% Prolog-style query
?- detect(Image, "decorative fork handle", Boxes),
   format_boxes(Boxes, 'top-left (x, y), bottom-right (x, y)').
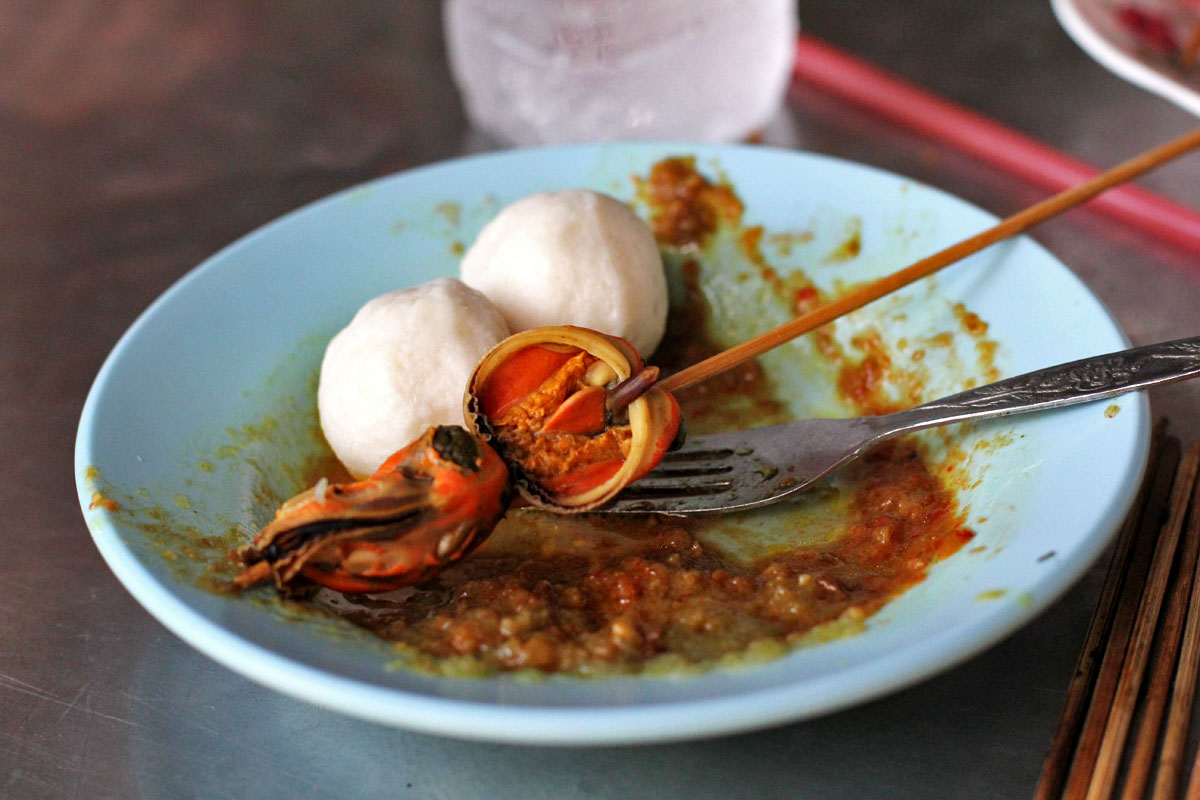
top-left (876, 335), bottom-right (1200, 436)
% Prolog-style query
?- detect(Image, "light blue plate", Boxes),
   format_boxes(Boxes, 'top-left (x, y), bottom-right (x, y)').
top-left (75, 143), bottom-right (1147, 745)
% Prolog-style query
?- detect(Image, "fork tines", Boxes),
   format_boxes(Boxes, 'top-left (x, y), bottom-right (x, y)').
top-left (614, 447), bottom-right (738, 502)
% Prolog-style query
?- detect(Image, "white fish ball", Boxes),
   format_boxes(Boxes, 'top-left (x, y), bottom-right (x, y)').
top-left (318, 277), bottom-right (509, 478)
top-left (460, 190), bottom-right (667, 356)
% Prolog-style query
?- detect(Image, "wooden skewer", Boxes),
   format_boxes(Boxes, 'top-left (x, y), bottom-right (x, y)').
top-left (1083, 442), bottom-right (1200, 800)
top-left (657, 126), bottom-right (1200, 395)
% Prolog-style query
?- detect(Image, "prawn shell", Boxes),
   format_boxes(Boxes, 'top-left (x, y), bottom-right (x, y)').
top-left (464, 325), bottom-right (679, 512)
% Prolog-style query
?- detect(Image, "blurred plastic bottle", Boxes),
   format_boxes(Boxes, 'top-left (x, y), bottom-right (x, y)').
top-left (443, 0), bottom-right (797, 145)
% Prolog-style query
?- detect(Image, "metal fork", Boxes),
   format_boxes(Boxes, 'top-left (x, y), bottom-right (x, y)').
top-left (602, 335), bottom-right (1200, 515)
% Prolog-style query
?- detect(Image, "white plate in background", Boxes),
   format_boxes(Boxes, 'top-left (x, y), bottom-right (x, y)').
top-left (1054, 0), bottom-right (1200, 116)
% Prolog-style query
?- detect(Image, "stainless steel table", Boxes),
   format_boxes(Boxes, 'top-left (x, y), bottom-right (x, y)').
top-left (5, 1), bottom-right (1200, 797)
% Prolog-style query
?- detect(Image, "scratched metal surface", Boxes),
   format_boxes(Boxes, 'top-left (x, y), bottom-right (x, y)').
top-left (4, 1), bottom-right (1200, 798)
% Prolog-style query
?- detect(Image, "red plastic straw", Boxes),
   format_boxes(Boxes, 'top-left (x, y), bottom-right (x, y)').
top-left (793, 34), bottom-right (1200, 254)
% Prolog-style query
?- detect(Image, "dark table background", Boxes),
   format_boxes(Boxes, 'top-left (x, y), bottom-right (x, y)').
top-left (4, 1), bottom-right (1200, 797)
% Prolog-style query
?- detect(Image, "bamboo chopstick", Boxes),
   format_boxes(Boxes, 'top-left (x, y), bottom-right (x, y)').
top-left (1051, 433), bottom-right (1183, 799)
top-left (1153, 476), bottom-right (1200, 800)
top-left (657, 126), bottom-right (1200, 395)
top-left (1122, 446), bottom-right (1200, 800)
top-left (1032, 421), bottom-right (1172, 800)
top-left (1037, 432), bottom-right (1200, 800)
top-left (1081, 442), bottom-right (1200, 800)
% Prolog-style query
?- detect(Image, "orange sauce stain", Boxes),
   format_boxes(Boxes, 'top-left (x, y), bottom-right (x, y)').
top-left (89, 492), bottom-right (120, 512)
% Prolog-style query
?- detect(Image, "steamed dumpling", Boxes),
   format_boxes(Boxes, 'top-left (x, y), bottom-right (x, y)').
top-left (318, 277), bottom-right (509, 478)
top-left (459, 190), bottom-right (668, 356)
